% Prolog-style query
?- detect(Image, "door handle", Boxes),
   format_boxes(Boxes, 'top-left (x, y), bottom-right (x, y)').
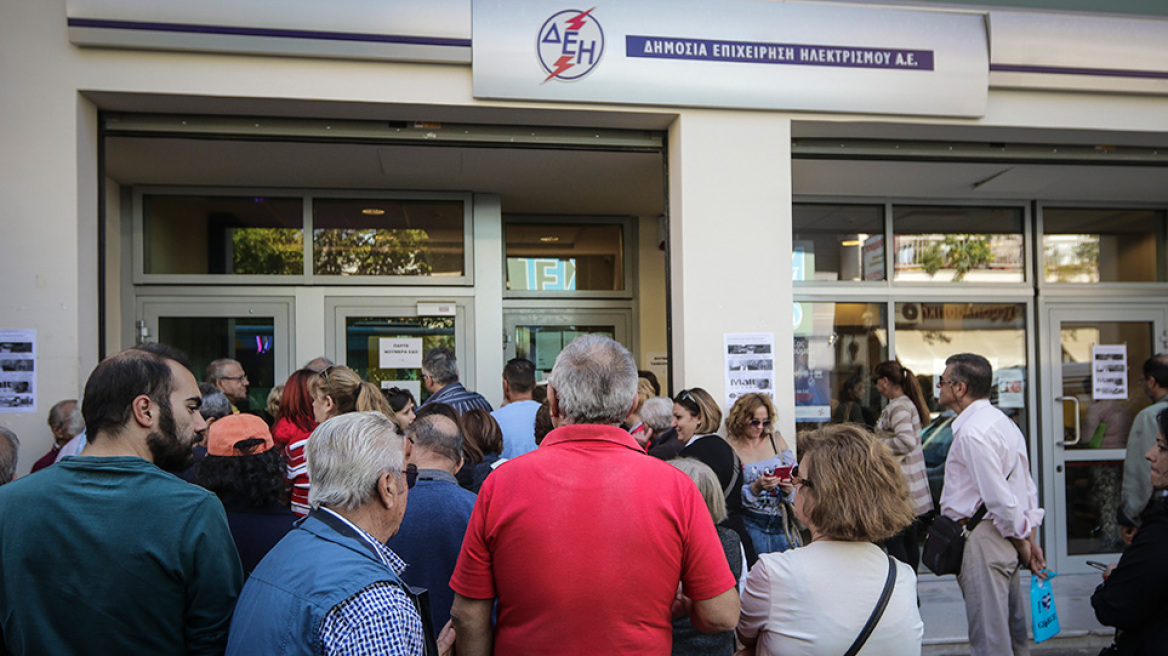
top-left (1055, 395), bottom-right (1081, 446)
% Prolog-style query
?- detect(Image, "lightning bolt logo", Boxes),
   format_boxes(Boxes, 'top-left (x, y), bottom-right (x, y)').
top-left (544, 55), bottom-right (576, 82)
top-left (564, 7), bottom-right (595, 32)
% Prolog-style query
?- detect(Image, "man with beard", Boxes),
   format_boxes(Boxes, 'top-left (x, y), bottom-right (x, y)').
top-left (0, 344), bottom-right (244, 655)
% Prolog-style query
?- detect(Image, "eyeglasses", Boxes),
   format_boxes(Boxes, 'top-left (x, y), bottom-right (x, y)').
top-left (402, 463), bottom-right (418, 489)
top-left (937, 378), bottom-right (956, 388)
top-left (221, 375), bottom-right (248, 383)
top-left (748, 419), bottom-right (773, 429)
top-left (319, 366), bottom-right (337, 392)
top-left (791, 465), bottom-right (812, 489)
top-left (676, 389), bottom-right (699, 411)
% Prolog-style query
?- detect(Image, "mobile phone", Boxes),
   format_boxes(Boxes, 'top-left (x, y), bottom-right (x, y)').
top-left (1086, 560), bottom-right (1108, 571)
top-left (772, 466), bottom-right (793, 479)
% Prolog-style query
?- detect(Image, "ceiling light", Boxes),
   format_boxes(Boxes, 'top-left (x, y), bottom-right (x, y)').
top-left (840, 239), bottom-right (861, 246)
top-left (362, 208), bottom-right (386, 216)
top-left (539, 236), bottom-right (560, 242)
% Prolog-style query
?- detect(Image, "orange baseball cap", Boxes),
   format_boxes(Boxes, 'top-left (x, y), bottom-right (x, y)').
top-left (206, 414), bottom-right (274, 457)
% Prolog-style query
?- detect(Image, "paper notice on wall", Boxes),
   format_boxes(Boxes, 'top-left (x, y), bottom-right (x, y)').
top-left (1092, 345), bottom-right (1128, 400)
top-left (381, 379), bottom-right (422, 405)
top-left (0, 330), bottom-right (36, 413)
top-left (997, 368), bottom-right (1025, 408)
top-left (725, 333), bottom-right (776, 410)
top-left (644, 352), bottom-right (669, 394)
top-left (379, 338), bottom-right (423, 370)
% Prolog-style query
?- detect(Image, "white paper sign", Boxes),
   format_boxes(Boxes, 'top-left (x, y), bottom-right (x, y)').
top-left (1092, 345), bottom-right (1128, 400)
top-left (0, 330), bottom-right (37, 413)
top-left (724, 333), bottom-right (776, 411)
top-left (379, 338), bottom-right (423, 370)
top-left (644, 352), bottom-right (669, 395)
top-left (381, 379), bottom-right (422, 406)
top-left (997, 368), bottom-right (1025, 409)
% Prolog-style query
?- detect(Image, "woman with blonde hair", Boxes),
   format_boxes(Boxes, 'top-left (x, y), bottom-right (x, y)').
top-left (726, 393), bottom-right (798, 555)
top-left (737, 424), bottom-right (923, 656)
top-left (669, 457), bottom-right (744, 656)
top-left (309, 365), bottom-right (394, 425)
top-left (872, 359), bottom-right (934, 570)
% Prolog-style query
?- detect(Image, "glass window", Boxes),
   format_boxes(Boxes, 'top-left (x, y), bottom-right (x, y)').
top-left (514, 324), bottom-right (617, 380)
top-left (793, 302), bottom-right (888, 433)
top-left (344, 316), bottom-right (456, 404)
top-left (505, 222), bottom-right (625, 292)
top-left (1043, 208), bottom-right (1166, 283)
top-left (792, 204), bottom-right (885, 282)
top-left (143, 195), bottom-right (303, 275)
top-left (894, 302), bottom-right (1029, 510)
top-left (313, 199), bottom-right (466, 277)
top-left (157, 316), bottom-right (276, 412)
top-left (893, 206), bottom-right (1025, 283)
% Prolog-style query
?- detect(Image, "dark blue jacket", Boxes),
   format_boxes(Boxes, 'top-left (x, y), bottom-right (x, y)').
top-left (386, 470), bottom-right (476, 630)
top-left (226, 511), bottom-right (406, 656)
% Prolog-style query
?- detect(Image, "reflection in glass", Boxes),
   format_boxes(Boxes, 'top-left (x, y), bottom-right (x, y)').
top-left (314, 199), bottom-right (465, 277)
top-left (158, 317), bottom-right (275, 412)
top-left (1043, 208), bottom-right (1166, 283)
top-left (793, 302), bottom-right (887, 433)
top-left (345, 316), bottom-right (456, 404)
top-left (894, 302), bottom-right (1029, 508)
top-left (1060, 321), bottom-right (1153, 450)
top-left (144, 196), bottom-right (303, 275)
top-left (515, 325), bottom-right (616, 380)
top-left (893, 206), bottom-right (1024, 283)
top-left (1065, 461), bottom-right (1125, 555)
top-left (792, 205), bottom-right (885, 282)
top-left (505, 223), bottom-right (624, 292)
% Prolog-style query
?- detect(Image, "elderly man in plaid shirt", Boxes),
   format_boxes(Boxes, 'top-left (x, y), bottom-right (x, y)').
top-left (227, 411), bottom-right (454, 656)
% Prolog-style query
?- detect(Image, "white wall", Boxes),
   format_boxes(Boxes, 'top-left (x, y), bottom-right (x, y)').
top-left (668, 111), bottom-right (795, 440)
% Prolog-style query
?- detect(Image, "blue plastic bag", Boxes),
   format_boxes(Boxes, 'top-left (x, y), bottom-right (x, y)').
top-left (1031, 572), bottom-right (1060, 643)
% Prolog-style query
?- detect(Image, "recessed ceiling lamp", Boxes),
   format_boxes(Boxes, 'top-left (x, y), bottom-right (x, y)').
top-left (840, 239), bottom-right (861, 246)
top-left (362, 208), bottom-right (386, 216)
top-left (539, 236), bottom-right (560, 242)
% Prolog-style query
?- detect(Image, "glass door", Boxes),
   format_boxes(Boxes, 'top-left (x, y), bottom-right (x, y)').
top-left (327, 298), bottom-right (471, 405)
top-left (504, 309), bottom-right (631, 381)
top-left (1042, 305), bottom-right (1168, 573)
top-left (138, 297), bottom-right (294, 414)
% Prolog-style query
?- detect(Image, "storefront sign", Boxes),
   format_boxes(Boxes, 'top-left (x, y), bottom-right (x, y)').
top-left (862, 234), bottom-right (885, 281)
top-left (474, 0), bottom-right (988, 117)
top-left (1092, 345), bottom-right (1127, 400)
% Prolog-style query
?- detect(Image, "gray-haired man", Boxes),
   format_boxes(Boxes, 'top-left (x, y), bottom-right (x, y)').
top-left (227, 412), bottom-right (453, 656)
top-left (420, 347), bottom-right (492, 416)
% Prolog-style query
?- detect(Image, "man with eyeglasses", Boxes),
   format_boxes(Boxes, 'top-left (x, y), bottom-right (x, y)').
top-left (937, 353), bottom-right (1046, 656)
top-left (1119, 354), bottom-right (1168, 542)
top-left (449, 335), bottom-right (739, 656)
top-left (228, 411), bottom-right (451, 656)
top-left (206, 358), bottom-right (249, 413)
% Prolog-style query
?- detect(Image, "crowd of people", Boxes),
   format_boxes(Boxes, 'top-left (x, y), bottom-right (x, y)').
top-left (0, 339), bottom-right (1166, 655)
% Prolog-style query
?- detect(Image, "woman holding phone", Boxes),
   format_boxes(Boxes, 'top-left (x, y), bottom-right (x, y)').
top-left (726, 393), bottom-right (798, 555)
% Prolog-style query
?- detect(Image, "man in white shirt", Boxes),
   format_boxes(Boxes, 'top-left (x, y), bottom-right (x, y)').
top-left (938, 353), bottom-right (1046, 656)
top-left (492, 358), bottom-right (541, 459)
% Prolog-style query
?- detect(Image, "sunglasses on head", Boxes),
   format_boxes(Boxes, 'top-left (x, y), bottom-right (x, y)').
top-left (675, 389), bottom-right (699, 411)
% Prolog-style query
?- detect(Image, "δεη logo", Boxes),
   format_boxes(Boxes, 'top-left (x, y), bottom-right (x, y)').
top-left (537, 8), bottom-right (604, 82)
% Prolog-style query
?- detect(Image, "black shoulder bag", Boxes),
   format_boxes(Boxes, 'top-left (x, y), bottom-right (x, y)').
top-left (922, 504), bottom-right (987, 576)
top-left (843, 555), bottom-right (898, 656)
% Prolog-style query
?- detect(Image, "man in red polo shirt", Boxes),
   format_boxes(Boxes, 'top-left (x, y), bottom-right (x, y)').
top-left (450, 335), bottom-right (739, 655)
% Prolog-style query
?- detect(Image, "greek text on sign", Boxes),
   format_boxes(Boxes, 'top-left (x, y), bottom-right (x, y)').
top-left (626, 36), bottom-right (933, 71)
top-left (379, 338), bottom-right (423, 370)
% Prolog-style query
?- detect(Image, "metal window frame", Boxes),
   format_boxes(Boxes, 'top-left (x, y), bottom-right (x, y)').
top-left (501, 214), bottom-right (637, 299)
top-left (131, 186), bottom-right (475, 286)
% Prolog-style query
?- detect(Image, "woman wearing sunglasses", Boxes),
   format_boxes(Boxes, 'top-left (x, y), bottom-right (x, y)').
top-left (871, 360), bottom-right (934, 571)
top-left (726, 393), bottom-right (798, 555)
top-left (673, 387), bottom-right (756, 565)
top-left (737, 424), bottom-right (922, 656)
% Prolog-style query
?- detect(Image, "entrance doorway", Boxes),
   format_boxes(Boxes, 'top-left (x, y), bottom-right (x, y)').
top-left (1041, 304), bottom-right (1168, 573)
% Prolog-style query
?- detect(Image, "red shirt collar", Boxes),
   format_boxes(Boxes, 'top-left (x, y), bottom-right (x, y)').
top-left (541, 423), bottom-right (646, 454)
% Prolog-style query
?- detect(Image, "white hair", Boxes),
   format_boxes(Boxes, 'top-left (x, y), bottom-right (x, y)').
top-left (307, 411), bottom-right (403, 512)
top-left (547, 334), bottom-right (638, 424)
top-left (641, 397), bottom-right (675, 433)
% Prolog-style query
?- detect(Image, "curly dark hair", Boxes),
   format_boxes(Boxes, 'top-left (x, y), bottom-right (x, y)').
top-left (194, 441), bottom-right (287, 508)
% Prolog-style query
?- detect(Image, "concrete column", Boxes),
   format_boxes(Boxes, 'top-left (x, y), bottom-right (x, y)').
top-left (667, 111), bottom-right (795, 439)
top-left (472, 194), bottom-right (505, 408)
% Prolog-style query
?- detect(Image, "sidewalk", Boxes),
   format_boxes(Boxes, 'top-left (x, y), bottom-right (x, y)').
top-left (919, 572), bottom-right (1117, 655)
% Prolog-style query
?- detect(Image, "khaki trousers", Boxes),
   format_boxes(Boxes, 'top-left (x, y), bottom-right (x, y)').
top-left (957, 521), bottom-right (1029, 656)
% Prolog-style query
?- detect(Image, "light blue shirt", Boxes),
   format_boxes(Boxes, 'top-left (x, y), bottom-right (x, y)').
top-left (492, 400), bottom-right (541, 459)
